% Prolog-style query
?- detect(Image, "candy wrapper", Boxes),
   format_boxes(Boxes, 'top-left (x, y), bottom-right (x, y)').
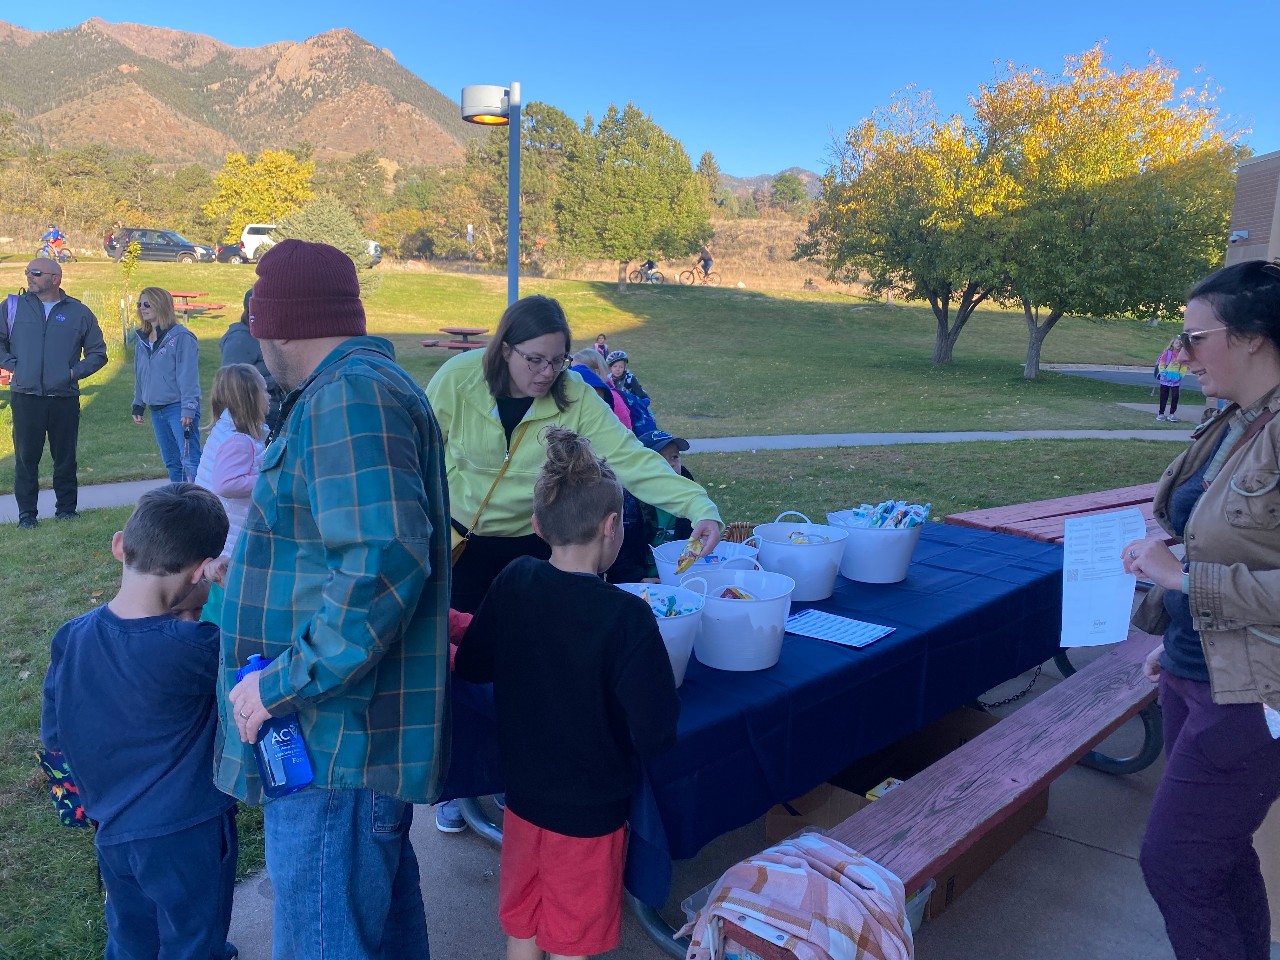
top-left (830, 500), bottom-right (931, 530)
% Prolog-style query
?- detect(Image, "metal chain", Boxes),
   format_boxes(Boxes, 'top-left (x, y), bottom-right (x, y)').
top-left (977, 663), bottom-right (1042, 710)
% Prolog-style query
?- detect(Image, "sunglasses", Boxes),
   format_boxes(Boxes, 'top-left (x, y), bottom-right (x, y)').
top-left (138, 301), bottom-right (153, 309)
top-left (1174, 328), bottom-right (1229, 356)
top-left (25, 269), bottom-right (56, 278)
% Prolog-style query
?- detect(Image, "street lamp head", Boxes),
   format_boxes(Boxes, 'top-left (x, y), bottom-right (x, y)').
top-left (461, 85), bottom-right (510, 125)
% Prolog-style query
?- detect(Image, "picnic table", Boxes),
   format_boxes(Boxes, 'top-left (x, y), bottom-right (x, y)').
top-left (167, 290), bottom-right (226, 319)
top-left (422, 327), bottom-right (490, 352)
top-left (440, 326), bottom-right (488, 343)
top-left (945, 482), bottom-right (1165, 544)
top-left (441, 523), bottom-right (1064, 950)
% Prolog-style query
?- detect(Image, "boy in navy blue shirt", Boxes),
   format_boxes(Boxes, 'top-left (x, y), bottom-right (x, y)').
top-left (41, 483), bottom-right (236, 960)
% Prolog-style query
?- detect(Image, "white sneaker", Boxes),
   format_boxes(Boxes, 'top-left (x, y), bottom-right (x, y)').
top-left (1156, 414), bottom-right (1165, 421)
top-left (1166, 415), bottom-right (1178, 422)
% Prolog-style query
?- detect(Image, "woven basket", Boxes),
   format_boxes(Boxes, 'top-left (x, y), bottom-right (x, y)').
top-left (722, 521), bottom-right (756, 544)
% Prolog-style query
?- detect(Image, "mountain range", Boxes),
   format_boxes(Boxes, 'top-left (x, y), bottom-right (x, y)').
top-left (0, 17), bottom-right (817, 188)
top-left (0, 18), bottom-right (480, 168)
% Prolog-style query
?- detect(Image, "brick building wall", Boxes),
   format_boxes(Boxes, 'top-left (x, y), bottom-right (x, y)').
top-left (1227, 150), bottom-right (1280, 265)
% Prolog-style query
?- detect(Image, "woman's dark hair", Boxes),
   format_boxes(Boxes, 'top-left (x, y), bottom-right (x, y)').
top-left (533, 427), bottom-right (622, 546)
top-left (1188, 260), bottom-right (1280, 352)
top-left (482, 295), bottom-right (573, 410)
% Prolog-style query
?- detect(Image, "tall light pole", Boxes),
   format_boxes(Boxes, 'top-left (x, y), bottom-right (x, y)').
top-left (461, 82), bottom-right (521, 305)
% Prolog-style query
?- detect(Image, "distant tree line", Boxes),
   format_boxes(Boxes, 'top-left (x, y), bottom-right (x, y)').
top-left (0, 103), bottom-right (806, 282)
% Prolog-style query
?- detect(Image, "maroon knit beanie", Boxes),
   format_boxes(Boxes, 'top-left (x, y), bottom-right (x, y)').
top-left (249, 239), bottom-right (367, 341)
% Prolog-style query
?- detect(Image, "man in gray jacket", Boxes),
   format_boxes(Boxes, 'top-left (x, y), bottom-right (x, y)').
top-left (0, 258), bottom-right (108, 528)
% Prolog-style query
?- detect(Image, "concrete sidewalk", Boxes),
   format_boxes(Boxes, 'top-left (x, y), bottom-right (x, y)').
top-left (0, 429), bottom-right (1192, 524)
top-left (224, 656), bottom-right (1231, 960)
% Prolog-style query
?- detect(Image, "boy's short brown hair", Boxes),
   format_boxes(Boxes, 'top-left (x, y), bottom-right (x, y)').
top-left (123, 484), bottom-right (228, 575)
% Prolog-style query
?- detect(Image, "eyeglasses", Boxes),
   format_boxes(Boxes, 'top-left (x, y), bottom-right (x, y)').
top-left (509, 345), bottom-right (572, 375)
top-left (25, 269), bottom-right (56, 278)
top-left (1174, 328), bottom-right (1229, 356)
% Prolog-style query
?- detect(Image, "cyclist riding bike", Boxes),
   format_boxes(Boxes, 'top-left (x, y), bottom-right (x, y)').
top-left (642, 259), bottom-right (657, 282)
top-left (40, 224), bottom-right (66, 259)
top-left (696, 249), bottom-right (713, 278)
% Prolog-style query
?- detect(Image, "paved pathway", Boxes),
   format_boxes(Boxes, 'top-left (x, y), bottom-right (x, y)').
top-left (2, 428), bottom-right (1193, 523)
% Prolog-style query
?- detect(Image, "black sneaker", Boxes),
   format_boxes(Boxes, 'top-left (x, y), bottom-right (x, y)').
top-left (18, 514), bottom-right (38, 529)
top-left (55, 510), bottom-right (79, 520)
top-left (224, 943), bottom-right (239, 960)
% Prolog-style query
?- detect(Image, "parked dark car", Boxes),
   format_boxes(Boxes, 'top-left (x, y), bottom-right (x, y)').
top-left (117, 228), bottom-right (214, 263)
top-left (216, 243), bottom-right (248, 263)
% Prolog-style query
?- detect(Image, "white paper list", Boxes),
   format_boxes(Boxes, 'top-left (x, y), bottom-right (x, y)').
top-left (1061, 507), bottom-right (1148, 648)
top-left (785, 609), bottom-right (895, 648)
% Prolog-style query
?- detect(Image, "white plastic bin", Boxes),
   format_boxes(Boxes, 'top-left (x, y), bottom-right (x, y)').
top-left (651, 538), bottom-right (760, 586)
top-left (614, 582), bottom-right (703, 687)
top-left (683, 569), bottom-right (795, 672)
top-left (752, 512), bottom-right (848, 602)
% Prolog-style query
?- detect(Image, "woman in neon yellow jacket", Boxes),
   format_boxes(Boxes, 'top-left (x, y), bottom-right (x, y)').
top-left (426, 294), bottom-right (723, 615)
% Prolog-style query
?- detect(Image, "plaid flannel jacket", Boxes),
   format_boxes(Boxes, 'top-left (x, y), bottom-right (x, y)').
top-left (214, 337), bottom-right (451, 804)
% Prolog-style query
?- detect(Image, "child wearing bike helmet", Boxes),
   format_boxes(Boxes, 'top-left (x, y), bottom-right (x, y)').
top-left (605, 350), bottom-right (647, 401)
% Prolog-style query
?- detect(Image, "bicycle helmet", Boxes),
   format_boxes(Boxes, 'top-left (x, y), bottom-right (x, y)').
top-left (605, 350), bottom-right (628, 366)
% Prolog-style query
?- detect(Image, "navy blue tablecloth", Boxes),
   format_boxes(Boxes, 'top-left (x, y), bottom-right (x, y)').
top-left (441, 522), bottom-right (1064, 907)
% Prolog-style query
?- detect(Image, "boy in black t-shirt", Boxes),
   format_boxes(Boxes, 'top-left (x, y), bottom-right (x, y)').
top-left (41, 483), bottom-right (237, 960)
top-left (455, 427), bottom-right (680, 959)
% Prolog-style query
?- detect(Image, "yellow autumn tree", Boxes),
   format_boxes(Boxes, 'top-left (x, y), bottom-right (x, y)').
top-left (203, 149), bottom-right (316, 244)
top-left (979, 46), bottom-right (1242, 378)
top-left (798, 87), bottom-right (1019, 363)
top-left (802, 48), bottom-right (1240, 371)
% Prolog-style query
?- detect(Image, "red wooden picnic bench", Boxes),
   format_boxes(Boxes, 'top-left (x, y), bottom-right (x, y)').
top-left (421, 339), bottom-right (484, 351)
top-left (707, 632), bottom-right (1162, 960)
top-left (945, 482), bottom-right (1168, 545)
top-left (178, 302), bottom-right (225, 313)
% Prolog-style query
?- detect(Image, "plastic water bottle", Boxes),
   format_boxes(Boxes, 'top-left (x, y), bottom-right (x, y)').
top-left (235, 654), bottom-right (314, 798)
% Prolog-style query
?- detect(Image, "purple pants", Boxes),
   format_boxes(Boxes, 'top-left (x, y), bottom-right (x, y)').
top-left (1140, 671), bottom-right (1280, 960)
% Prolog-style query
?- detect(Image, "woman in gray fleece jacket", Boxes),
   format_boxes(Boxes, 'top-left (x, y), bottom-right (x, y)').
top-left (131, 287), bottom-right (202, 481)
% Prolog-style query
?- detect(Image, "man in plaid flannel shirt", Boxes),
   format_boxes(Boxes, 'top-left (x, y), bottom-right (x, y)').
top-left (216, 240), bottom-right (450, 958)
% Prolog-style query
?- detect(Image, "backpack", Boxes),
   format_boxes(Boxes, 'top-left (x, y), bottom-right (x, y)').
top-left (621, 391), bottom-right (657, 437)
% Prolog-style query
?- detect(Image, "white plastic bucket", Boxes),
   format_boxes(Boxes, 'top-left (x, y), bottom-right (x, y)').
top-left (651, 538), bottom-right (760, 586)
top-left (615, 582), bottom-right (704, 687)
top-left (752, 512), bottom-right (849, 602)
top-left (682, 569), bottom-right (795, 672)
top-left (829, 520), bottom-right (924, 584)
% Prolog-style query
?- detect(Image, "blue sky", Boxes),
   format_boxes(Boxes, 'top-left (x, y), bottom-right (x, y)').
top-left (9, 2), bottom-right (1278, 177)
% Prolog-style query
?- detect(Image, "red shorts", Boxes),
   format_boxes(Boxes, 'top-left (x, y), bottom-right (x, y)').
top-left (498, 808), bottom-right (626, 956)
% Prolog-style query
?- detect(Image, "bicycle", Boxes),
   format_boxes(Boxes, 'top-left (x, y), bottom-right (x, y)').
top-left (37, 241), bottom-right (76, 263)
top-left (627, 266), bottom-right (665, 284)
top-left (679, 263), bottom-right (720, 286)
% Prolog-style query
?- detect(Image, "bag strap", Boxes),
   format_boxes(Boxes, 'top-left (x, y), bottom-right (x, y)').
top-left (461, 421), bottom-right (531, 540)
top-left (5, 294), bottom-right (16, 336)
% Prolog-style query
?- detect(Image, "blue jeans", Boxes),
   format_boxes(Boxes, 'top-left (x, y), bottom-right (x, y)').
top-left (264, 788), bottom-right (429, 960)
top-left (97, 807), bottom-right (237, 960)
top-left (149, 402), bottom-right (201, 482)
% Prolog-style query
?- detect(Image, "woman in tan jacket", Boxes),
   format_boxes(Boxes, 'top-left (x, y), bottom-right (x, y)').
top-left (1123, 259), bottom-right (1280, 960)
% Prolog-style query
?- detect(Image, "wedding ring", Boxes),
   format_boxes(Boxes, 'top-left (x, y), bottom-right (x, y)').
top-left (239, 710), bottom-right (251, 720)
top-left (1128, 550), bottom-right (1137, 560)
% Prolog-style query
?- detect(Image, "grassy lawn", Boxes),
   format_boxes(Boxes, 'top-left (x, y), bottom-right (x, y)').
top-left (0, 262), bottom-right (1192, 493)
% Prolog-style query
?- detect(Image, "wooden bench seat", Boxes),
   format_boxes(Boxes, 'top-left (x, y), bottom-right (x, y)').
top-left (422, 339), bottom-right (484, 351)
top-left (176, 302), bottom-right (226, 313)
top-left (825, 628), bottom-right (1161, 895)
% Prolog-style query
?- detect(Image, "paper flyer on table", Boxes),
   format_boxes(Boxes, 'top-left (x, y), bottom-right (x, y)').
top-left (1061, 507), bottom-right (1147, 648)
top-left (785, 609), bottom-right (895, 648)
